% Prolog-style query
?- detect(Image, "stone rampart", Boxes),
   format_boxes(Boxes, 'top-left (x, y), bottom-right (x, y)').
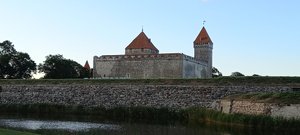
top-left (219, 100), bottom-right (300, 119)
top-left (220, 100), bottom-right (270, 115)
top-left (0, 84), bottom-right (292, 109)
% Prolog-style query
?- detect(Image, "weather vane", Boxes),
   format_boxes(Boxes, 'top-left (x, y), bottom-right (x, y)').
top-left (203, 20), bottom-right (206, 26)
top-left (142, 25), bottom-right (144, 32)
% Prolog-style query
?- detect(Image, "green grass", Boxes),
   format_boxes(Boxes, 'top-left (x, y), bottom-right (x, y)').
top-left (0, 104), bottom-right (182, 124)
top-left (0, 76), bottom-right (300, 86)
top-left (1, 104), bottom-right (300, 130)
top-left (225, 92), bottom-right (300, 104)
top-left (184, 107), bottom-right (300, 129)
top-left (0, 128), bottom-right (39, 135)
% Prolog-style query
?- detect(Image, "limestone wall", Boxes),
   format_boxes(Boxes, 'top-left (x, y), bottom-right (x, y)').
top-left (219, 100), bottom-right (232, 113)
top-left (194, 43), bottom-right (213, 78)
top-left (220, 100), bottom-right (300, 119)
top-left (93, 54), bottom-right (183, 79)
top-left (182, 55), bottom-right (208, 78)
top-left (271, 104), bottom-right (300, 119)
top-left (220, 100), bottom-right (269, 115)
top-left (125, 48), bottom-right (158, 55)
top-left (93, 53), bottom-right (209, 79)
top-left (0, 84), bottom-right (291, 109)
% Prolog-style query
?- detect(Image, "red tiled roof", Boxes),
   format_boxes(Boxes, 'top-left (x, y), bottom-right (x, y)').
top-left (194, 27), bottom-right (213, 45)
top-left (83, 61), bottom-right (90, 70)
top-left (125, 32), bottom-right (159, 51)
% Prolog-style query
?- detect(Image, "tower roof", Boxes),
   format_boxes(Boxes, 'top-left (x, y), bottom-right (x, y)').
top-left (194, 27), bottom-right (213, 45)
top-left (83, 60), bottom-right (90, 70)
top-left (125, 31), bottom-right (159, 51)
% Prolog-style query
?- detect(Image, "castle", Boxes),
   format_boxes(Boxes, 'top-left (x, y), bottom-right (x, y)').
top-left (93, 27), bottom-right (213, 79)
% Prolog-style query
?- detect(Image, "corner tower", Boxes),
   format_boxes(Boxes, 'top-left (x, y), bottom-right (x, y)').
top-left (194, 27), bottom-right (213, 78)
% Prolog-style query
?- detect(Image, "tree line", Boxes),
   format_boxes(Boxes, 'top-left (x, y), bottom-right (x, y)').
top-left (1, 40), bottom-right (259, 79)
top-left (0, 40), bottom-right (91, 79)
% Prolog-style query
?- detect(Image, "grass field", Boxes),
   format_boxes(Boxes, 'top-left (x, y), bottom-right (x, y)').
top-left (0, 128), bottom-right (38, 135)
top-left (0, 76), bottom-right (300, 86)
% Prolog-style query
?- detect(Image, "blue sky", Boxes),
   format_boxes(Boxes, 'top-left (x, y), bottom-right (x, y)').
top-left (0, 0), bottom-right (299, 76)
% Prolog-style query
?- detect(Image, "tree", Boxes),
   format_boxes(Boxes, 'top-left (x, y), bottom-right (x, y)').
top-left (38, 54), bottom-right (84, 79)
top-left (212, 67), bottom-right (222, 78)
top-left (0, 40), bottom-right (36, 79)
top-left (230, 72), bottom-right (245, 77)
top-left (252, 74), bottom-right (260, 76)
top-left (0, 40), bottom-right (16, 55)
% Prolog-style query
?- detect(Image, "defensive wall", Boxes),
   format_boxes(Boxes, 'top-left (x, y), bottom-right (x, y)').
top-left (93, 53), bottom-right (208, 79)
top-left (1, 78), bottom-right (298, 109)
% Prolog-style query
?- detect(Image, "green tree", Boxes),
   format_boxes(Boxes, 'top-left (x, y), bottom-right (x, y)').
top-left (212, 67), bottom-right (222, 78)
top-left (230, 72), bottom-right (245, 77)
top-left (38, 54), bottom-right (84, 79)
top-left (80, 68), bottom-right (90, 78)
top-left (252, 74), bottom-right (260, 76)
top-left (80, 61), bottom-right (91, 78)
top-left (0, 41), bottom-right (16, 55)
top-left (0, 40), bottom-right (36, 79)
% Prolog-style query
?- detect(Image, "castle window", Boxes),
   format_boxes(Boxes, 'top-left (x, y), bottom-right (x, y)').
top-left (141, 48), bottom-right (144, 52)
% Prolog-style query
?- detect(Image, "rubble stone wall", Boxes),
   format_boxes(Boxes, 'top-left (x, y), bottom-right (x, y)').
top-left (0, 84), bottom-right (292, 109)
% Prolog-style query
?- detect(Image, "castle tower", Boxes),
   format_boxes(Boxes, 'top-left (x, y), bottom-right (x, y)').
top-left (83, 60), bottom-right (90, 70)
top-left (194, 27), bottom-right (213, 78)
top-left (125, 31), bottom-right (159, 55)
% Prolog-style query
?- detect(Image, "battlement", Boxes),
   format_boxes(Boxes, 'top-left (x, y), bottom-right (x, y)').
top-left (94, 53), bottom-right (207, 66)
top-left (94, 53), bottom-right (184, 61)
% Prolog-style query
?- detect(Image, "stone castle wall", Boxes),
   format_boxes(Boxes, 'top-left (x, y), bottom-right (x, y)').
top-left (0, 84), bottom-right (292, 109)
top-left (194, 44), bottom-right (213, 78)
top-left (182, 55), bottom-right (208, 78)
top-left (93, 53), bottom-right (208, 79)
top-left (125, 48), bottom-right (158, 55)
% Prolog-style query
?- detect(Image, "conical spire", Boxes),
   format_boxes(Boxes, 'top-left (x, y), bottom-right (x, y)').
top-left (83, 60), bottom-right (90, 70)
top-left (125, 31), bottom-right (159, 52)
top-left (194, 27), bottom-right (213, 45)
